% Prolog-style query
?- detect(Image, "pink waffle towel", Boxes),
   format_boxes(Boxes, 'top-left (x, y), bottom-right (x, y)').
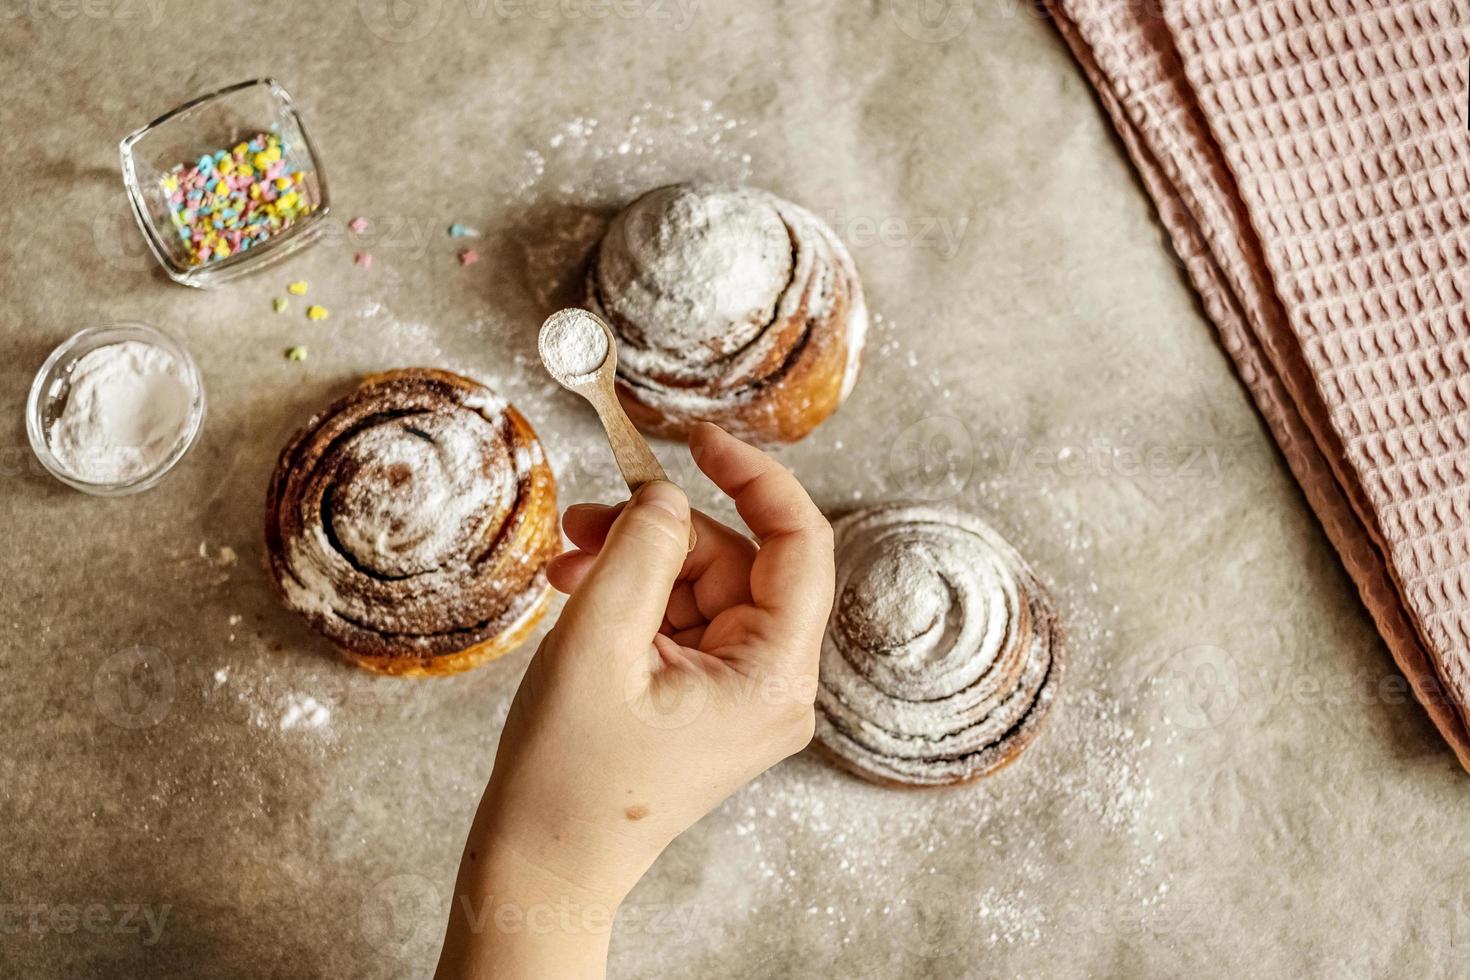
top-left (1043, 0), bottom-right (1470, 768)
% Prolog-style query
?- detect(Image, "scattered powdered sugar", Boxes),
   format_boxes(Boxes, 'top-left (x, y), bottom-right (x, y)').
top-left (279, 693), bottom-right (331, 732)
top-left (538, 309), bottom-right (609, 383)
top-left (356, 316), bottom-right (449, 370)
top-left (613, 579), bottom-right (1158, 977)
top-left (504, 102), bottom-right (756, 312)
top-left (508, 104), bottom-right (754, 204)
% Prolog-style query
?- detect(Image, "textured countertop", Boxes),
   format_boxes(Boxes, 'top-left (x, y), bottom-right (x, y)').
top-left (2, 2), bottom-right (1466, 978)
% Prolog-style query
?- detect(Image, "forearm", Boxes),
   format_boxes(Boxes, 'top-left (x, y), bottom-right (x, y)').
top-left (435, 830), bottom-right (619, 980)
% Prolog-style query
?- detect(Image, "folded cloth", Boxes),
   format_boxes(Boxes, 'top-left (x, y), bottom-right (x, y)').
top-left (1042, 0), bottom-right (1470, 768)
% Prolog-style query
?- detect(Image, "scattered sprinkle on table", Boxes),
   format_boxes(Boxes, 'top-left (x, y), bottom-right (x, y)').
top-left (162, 133), bottom-right (315, 268)
top-left (285, 346), bottom-right (308, 361)
top-left (287, 280), bottom-right (308, 295)
top-left (457, 248), bottom-right (480, 266)
top-left (448, 223), bottom-right (480, 238)
top-left (272, 297), bottom-right (288, 313)
top-left (306, 305), bottom-right (329, 321)
top-left (348, 216), bottom-right (369, 233)
top-left (354, 252), bottom-right (372, 268)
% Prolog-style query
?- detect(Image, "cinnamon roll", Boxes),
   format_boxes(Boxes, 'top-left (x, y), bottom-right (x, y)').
top-left (585, 183), bottom-right (867, 444)
top-left (815, 504), bottom-right (1064, 787)
top-left (264, 368), bottom-right (559, 677)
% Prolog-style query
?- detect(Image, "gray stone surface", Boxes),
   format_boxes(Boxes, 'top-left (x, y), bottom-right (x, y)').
top-left (2, 2), bottom-right (1466, 978)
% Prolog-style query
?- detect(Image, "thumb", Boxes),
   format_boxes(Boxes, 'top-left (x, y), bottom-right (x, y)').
top-left (552, 480), bottom-right (691, 657)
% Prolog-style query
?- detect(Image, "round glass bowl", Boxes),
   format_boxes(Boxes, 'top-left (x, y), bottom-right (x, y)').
top-left (27, 323), bottom-right (206, 496)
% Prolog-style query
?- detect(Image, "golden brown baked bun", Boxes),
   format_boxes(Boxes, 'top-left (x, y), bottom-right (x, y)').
top-left (586, 183), bottom-right (867, 444)
top-left (814, 504), bottom-right (1064, 787)
top-left (264, 368), bottom-right (559, 677)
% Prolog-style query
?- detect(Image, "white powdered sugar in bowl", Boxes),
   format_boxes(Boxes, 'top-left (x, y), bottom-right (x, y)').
top-left (28, 324), bottom-right (205, 495)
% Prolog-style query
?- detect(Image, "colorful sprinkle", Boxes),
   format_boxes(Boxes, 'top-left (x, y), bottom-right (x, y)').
top-left (306, 305), bottom-right (329, 321)
top-left (161, 132), bottom-right (316, 268)
top-left (348, 216), bottom-right (369, 233)
top-left (272, 297), bottom-right (288, 313)
top-left (457, 248), bottom-right (480, 266)
top-left (285, 346), bottom-right (308, 361)
top-left (448, 223), bottom-right (481, 238)
top-left (354, 252), bottom-right (372, 268)
top-left (287, 281), bottom-right (309, 295)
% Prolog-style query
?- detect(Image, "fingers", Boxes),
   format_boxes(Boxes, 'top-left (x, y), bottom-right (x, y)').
top-left (664, 582), bottom-right (704, 631)
top-left (546, 550), bottom-right (596, 594)
top-left (551, 422), bottom-right (835, 672)
top-left (684, 518), bottom-right (757, 619)
top-left (558, 503), bottom-right (757, 618)
top-left (669, 624), bottom-right (706, 649)
top-left (560, 501), bottom-right (625, 552)
top-left (564, 504), bottom-right (743, 568)
top-left (688, 422), bottom-right (830, 543)
top-left (550, 481), bottom-right (692, 661)
top-left (688, 422), bottom-right (835, 650)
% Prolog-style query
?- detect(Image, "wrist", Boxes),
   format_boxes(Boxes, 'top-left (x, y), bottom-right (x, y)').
top-left (468, 775), bottom-right (650, 903)
top-left (472, 839), bottom-right (628, 922)
top-left (475, 771), bottom-right (668, 907)
top-left (436, 838), bottom-right (622, 980)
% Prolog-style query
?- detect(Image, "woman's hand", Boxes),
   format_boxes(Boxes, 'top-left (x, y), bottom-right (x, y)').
top-left (436, 422), bottom-right (835, 979)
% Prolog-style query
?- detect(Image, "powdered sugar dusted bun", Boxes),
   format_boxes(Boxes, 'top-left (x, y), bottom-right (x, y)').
top-left (265, 368), bottom-right (559, 677)
top-left (586, 182), bottom-right (867, 444)
top-left (815, 504), bottom-right (1064, 787)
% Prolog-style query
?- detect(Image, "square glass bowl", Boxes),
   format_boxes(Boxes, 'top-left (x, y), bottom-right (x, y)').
top-left (120, 78), bottom-right (330, 288)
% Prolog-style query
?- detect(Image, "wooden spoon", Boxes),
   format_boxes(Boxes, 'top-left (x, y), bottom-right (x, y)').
top-left (539, 308), bottom-right (695, 548)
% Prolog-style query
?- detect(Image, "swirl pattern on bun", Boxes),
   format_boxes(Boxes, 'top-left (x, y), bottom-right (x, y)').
top-left (265, 368), bottom-right (559, 676)
top-left (586, 183), bottom-right (866, 444)
top-left (815, 504), bottom-right (1064, 786)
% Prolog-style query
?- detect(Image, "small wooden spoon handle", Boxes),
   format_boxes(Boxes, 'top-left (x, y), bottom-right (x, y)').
top-left (587, 385), bottom-right (669, 488)
top-left (584, 383), bottom-right (696, 549)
